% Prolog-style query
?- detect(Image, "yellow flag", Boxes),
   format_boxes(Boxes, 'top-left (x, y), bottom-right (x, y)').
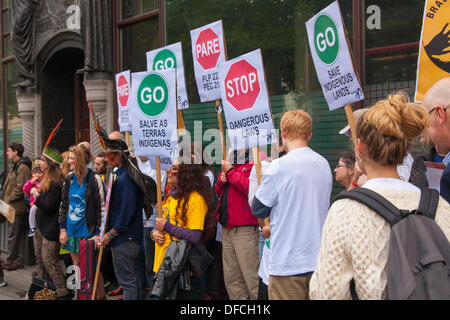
top-left (415, 0), bottom-right (450, 102)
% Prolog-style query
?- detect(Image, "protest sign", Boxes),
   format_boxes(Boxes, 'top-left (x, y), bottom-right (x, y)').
top-left (0, 199), bottom-right (15, 224)
top-left (190, 20), bottom-right (227, 102)
top-left (305, 1), bottom-right (364, 112)
top-left (115, 70), bottom-right (132, 132)
top-left (220, 49), bottom-right (276, 151)
top-left (146, 42), bottom-right (189, 110)
top-left (414, 0), bottom-right (450, 102)
top-left (129, 69), bottom-right (178, 220)
top-left (129, 69), bottom-right (178, 160)
top-left (424, 161), bottom-right (446, 192)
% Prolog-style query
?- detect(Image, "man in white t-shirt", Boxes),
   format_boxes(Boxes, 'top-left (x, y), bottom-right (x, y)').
top-left (252, 109), bottom-right (332, 300)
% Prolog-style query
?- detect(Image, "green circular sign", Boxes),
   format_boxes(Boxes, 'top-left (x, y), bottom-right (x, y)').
top-left (137, 73), bottom-right (169, 117)
top-left (314, 14), bottom-right (339, 65)
top-left (153, 50), bottom-right (177, 71)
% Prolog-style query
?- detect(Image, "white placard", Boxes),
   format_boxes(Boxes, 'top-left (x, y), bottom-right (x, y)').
top-left (115, 70), bottom-right (132, 132)
top-left (129, 69), bottom-right (178, 159)
top-left (220, 49), bottom-right (276, 151)
top-left (306, 1), bottom-right (364, 111)
top-left (424, 161), bottom-right (446, 192)
top-left (149, 156), bottom-right (174, 172)
top-left (146, 43), bottom-right (189, 110)
top-left (190, 20), bottom-right (227, 102)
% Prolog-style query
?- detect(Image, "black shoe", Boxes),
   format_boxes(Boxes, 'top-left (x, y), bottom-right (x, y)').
top-left (57, 293), bottom-right (73, 300)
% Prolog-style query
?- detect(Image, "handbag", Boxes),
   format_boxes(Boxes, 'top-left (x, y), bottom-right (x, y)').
top-left (28, 275), bottom-right (57, 300)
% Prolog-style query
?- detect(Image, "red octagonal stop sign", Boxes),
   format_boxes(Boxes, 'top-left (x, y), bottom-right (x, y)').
top-left (117, 75), bottom-right (130, 107)
top-left (195, 28), bottom-right (221, 70)
top-left (224, 60), bottom-right (260, 111)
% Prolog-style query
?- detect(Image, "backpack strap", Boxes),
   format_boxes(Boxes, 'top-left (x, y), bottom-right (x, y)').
top-left (333, 188), bottom-right (404, 226)
top-left (416, 188), bottom-right (439, 220)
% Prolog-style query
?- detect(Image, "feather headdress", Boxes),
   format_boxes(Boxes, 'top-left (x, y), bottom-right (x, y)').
top-left (42, 119), bottom-right (63, 164)
top-left (88, 97), bottom-right (157, 217)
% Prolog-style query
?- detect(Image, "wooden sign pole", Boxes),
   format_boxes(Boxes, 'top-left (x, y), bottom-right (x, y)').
top-left (178, 110), bottom-right (185, 134)
top-left (156, 156), bottom-right (163, 218)
top-left (91, 247), bottom-right (104, 300)
top-left (251, 146), bottom-right (262, 185)
top-left (216, 100), bottom-right (227, 161)
top-left (125, 131), bottom-right (131, 147)
top-left (344, 104), bottom-right (357, 145)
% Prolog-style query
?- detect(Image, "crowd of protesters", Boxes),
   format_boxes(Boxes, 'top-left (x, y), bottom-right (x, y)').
top-left (0, 77), bottom-right (449, 299)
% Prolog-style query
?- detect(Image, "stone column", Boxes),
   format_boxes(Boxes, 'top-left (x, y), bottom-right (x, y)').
top-left (83, 76), bottom-right (114, 157)
top-left (16, 90), bottom-right (40, 159)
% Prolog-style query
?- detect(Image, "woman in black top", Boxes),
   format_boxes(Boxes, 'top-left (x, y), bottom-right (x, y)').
top-left (33, 154), bottom-right (71, 300)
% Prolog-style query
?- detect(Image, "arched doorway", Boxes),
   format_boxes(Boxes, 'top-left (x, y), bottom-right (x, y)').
top-left (40, 46), bottom-right (87, 154)
top-left (35, 26), bottom-right (94, 155)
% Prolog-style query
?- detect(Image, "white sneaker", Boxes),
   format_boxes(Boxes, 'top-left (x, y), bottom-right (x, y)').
top-left (0, 281), bottom-right (7, 287)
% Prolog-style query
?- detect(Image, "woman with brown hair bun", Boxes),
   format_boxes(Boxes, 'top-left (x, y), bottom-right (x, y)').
top-left (309, 92), bottom-right (450, 300)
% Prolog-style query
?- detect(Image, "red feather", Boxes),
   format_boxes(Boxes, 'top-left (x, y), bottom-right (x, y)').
top-left (43, 118), bottom-right (63, 151)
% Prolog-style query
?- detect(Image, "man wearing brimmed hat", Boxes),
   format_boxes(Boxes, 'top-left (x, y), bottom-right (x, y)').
top-left (339, 107), bottom-right (414, 184)
top-left (2, 142), bottom-right (31, 271)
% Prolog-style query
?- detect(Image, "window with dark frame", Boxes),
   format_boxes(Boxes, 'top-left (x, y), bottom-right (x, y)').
top-left (113, 0), bottom-right (164, 131)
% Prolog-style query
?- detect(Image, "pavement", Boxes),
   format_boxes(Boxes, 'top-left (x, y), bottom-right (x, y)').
top-left (0, 256), bottom-right (34, 300)
top-left (0, 253), bottom-right (120, 300)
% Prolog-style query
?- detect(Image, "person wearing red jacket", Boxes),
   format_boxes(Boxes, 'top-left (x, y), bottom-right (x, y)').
top-left (215, 149), bottom-right (259, 300)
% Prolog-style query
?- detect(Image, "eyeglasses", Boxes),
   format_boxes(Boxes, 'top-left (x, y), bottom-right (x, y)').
top-left (428, 106), bottom-right (447, 114)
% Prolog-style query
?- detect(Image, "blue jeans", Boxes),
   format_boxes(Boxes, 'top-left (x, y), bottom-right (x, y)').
top-left (258, 233), bottom-right (265, 261)
top-left (111, 240), bottom-right (141, 300)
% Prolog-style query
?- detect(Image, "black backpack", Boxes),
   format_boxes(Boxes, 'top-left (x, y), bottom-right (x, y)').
top-left (334, 187), bottom-right (450, 300)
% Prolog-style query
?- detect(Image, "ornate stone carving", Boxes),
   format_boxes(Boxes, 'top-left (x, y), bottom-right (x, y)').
top-left (10, 0), bottom-right (38, 88)
top-left (80, 0), bottom-right (113, 74)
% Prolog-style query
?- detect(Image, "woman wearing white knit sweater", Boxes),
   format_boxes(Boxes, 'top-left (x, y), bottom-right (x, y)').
top-left (309, 92), bottom-right (450, 300)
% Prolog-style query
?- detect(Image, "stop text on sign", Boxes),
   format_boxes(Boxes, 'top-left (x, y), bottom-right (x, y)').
top-left (226, 73), bottom-right (257, 98)
top-left (224, 60), bottom-right (260, 111)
